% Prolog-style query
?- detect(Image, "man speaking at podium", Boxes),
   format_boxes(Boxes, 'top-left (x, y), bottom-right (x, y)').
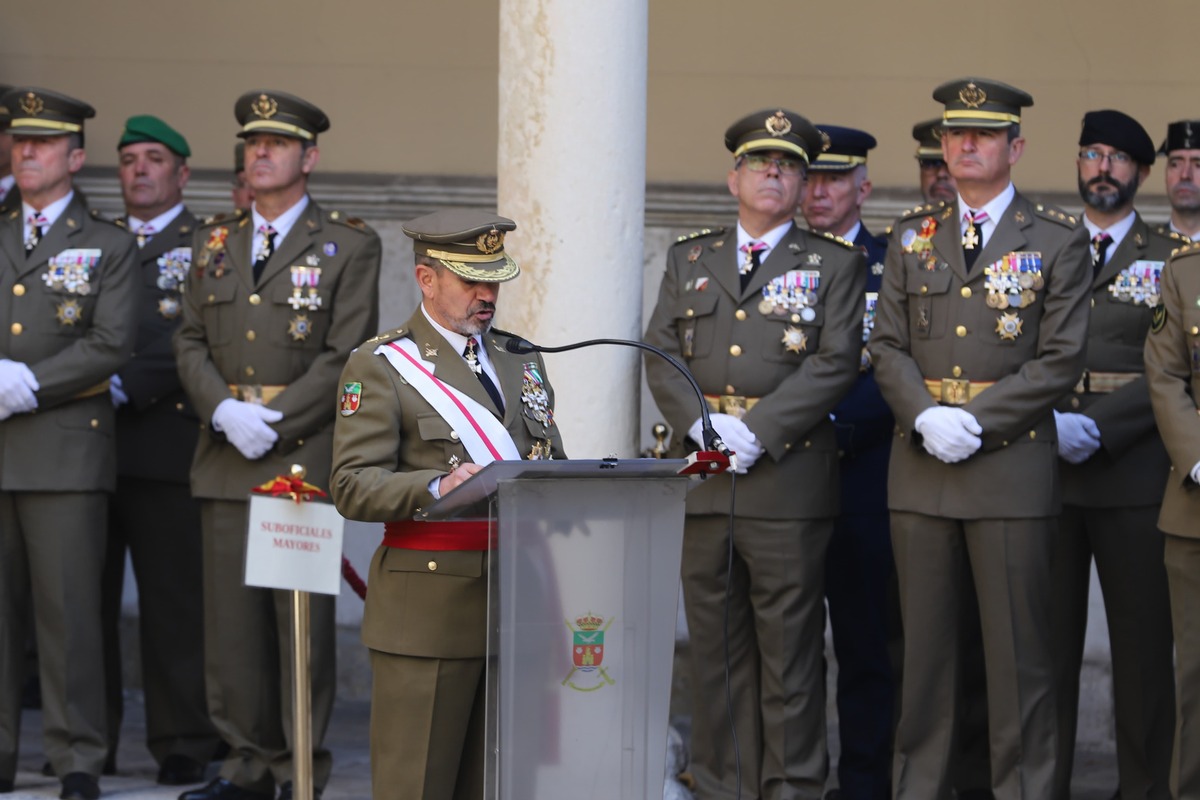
top-left (330, 210), bottom-right (566, 800)
top-left (643, 109), bottom-right (866, 798)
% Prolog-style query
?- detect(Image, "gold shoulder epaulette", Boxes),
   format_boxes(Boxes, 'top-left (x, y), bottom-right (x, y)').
top-left (899, 203), bottom-right (938, 221)
top-left (365, 327), bottom-right (405, 345)
top-left (820, 231), bottom-right (857, 249)
top-left (1033, 203), bottom-right (1077, 227)
top-left (674, 226), bottom-right (725, 244)
top-left (328, 210), bottom-right (374, 233)
top-left (1172, 242), bottom-right (1199, 258)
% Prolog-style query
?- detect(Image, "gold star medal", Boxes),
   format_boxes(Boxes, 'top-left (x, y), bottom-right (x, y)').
top-left (158, 296), bottom-right (181, 319)
top-left (56, 299), bottom-right (83, 326)
top-left (288, 314), bottom-right (312, 341)
top-left (782, 325), bottom-right (807, 353)
top-left (996, 311), bottom-right (1023, 341)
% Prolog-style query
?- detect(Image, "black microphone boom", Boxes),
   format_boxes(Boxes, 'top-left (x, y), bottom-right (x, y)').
top-left (503, 335), bottom-right (734, 466)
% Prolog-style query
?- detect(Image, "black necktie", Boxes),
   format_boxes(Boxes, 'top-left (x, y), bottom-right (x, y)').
top-left (464, 337), bottom-right (505, 414)
top-left (253, 224), bottom-right (277, 283)
top-left (1091, 232), bottom-right (1113, 277)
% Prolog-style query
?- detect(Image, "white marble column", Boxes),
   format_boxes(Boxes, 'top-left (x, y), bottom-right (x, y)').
top-left (497, 0), bottom-right (649, 458)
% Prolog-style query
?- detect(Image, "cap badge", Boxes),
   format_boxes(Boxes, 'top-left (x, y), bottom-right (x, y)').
top-left (251, 94), bottom-right (278, 119)
top-left (819, 131), bottom-right (831, 152)
top-left (959, 82), bottom-right (986, 109)
top-left (765, 111), bottom-right (792, 137)
top-left (20, 92), bottom-right (44, 117)
top-left (476, 227), bottom-right (504, 255)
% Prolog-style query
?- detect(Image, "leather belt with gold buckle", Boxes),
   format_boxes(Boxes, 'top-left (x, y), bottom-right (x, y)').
top-left (1073, 370), bottom-right (1139, 395)
top-left (703, 394), bottom-right (761, 420)
top-left (923, 378), bottom-right (994, 406)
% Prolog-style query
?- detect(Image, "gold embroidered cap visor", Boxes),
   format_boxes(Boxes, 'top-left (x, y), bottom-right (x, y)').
top-left (724, 108), bottom-right (825, 165)
top-left (1, 87), bottom-right (96, 137)
top-left (403, 209), bottom-right (521, 283)
top-left (932, 77), bottom-right (1033, 129)
top-left (234, 89), bottom-right (330, 141)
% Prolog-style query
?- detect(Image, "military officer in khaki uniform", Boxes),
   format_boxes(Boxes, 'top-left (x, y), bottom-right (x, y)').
top-left (330, 210), bottom-right (565, 800)
top-left (101, 114), bottom-right (220, 785)
top-left (0, 87), bottom-right (139, 800)
top-left (1145, 241), bottom-right (1200, 800)
top-left (644, 109), bottom-right (866, 799)
top-left (1050, 110), bottom-right (1176, 800)
top-left (1156, 121), bottom-right (1200, 243)
top-left (174, 90), bottom-right (382, 800)
top-left (869, 78), bottom-right (1091, 799)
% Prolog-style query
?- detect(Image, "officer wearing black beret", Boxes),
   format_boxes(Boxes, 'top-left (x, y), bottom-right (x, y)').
top-left (645, 108), bottom-right (866, 798)
top-left (1049, 108), bottom-right (1177, 799)
top-left (0, 86), bottom-right (139, 800)
top-left (870, 77), bottom-right (1091, 798)
top-left (1157, 120), bottom-right (1200, 242)
top-left (912, 118), bottom-right (956, 205)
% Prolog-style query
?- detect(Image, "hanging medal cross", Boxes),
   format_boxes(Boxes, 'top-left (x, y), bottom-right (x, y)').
top-left (962, 211), bottom-right (985, 250)
top-left (464, 337), bottom-right (483, 375)
top-left (739, 241), bottom-right (768, 276)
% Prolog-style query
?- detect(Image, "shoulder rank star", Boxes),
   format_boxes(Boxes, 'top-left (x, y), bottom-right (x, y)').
top-left (782, 325), bottom-right (807, 353)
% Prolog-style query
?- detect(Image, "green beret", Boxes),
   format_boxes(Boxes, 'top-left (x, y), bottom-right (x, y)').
top-left (119, 114), bottom-right (191, 157)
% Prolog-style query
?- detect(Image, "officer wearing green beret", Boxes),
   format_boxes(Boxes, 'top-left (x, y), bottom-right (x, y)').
top-left (174, 90), bottom-right (382, 800)
top-left (1049, 109), bottom-right (1177, 800)
top-left (1156, 120), bottom-right (1200, 243)
top-left (100, 114), bottom-right (221, 786)
top-left (870, 78), bottom-right (1092, 799)
top-left (330, 209), bottom-right (565, 799)
top-left (644, 109), bottom-right (866, 798)
top-left (0, 86), bottom-right (139, 800)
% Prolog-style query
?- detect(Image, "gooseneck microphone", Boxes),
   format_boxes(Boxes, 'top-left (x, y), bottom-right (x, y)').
top-left (503, 335), bottom-right (734, 465)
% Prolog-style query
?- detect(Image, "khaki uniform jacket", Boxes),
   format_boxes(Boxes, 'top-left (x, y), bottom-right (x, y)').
top-left (1057, 215), bottom-right (1177, 507)
top-left (114, 208), bottom-right (200, 484)
top-left (0, 193), bottom-right (139, 491)
top-left (1144, 243), bottom-right (1200, 537)
top-left (643, 221), bottom-right (866, 519)
top-left (330, 310), bottom-right (565, 658)
top-left (173, 201), bottom-right (381, 499)
top-left (869, 192), bottom-right (1091, 519)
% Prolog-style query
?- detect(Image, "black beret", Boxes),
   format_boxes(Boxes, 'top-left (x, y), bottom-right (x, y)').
top-left (1079, 109), bottom-right (1155, 166)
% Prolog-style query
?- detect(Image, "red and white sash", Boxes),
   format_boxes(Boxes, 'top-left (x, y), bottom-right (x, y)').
top-left (377, 338), bottom-right (521, 465)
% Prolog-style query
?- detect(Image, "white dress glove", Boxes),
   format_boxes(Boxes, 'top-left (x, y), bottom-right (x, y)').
top-left (1054, 410), bottom-right (1101, 465)
top-left (1190, 460), bottom-right (1200, 485)
top-left (212, 398), bottom-right (284, 460)
top-left (915, 406), bottom-right (982, 464)
top-left (0, 360), bottom-right (39, 414)
top-left (110, 374), bottom-right (129, 408)
top-left (689, 413), bottom-right (764, 473)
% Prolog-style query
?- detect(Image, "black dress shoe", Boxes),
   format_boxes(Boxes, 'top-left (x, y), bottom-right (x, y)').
top-left (59, 772), bottom-right (100, 800)
top-left (158, 754), bottom-right (208, 786)
top-left (277, 782), bottom-right (321, 800)
top-left (179, 777), bottom-right (272, 800)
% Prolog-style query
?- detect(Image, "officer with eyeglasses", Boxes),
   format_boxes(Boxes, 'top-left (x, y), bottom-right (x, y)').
top-left (912, 119), bottom-right (957, 206)
top-left (644, 108), bottom-right (865, 799)
top-left (869, 78), bottom-right (1091, 799)
top-left (1048, 109), bottom-right (1176, 800)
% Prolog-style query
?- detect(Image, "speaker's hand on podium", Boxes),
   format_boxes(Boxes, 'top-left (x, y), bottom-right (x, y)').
top-left (438, 462), bottom-right (484, 495)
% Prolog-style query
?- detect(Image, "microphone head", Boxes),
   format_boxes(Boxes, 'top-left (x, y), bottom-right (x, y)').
top-left (504, 337), bottom-right (535, 354)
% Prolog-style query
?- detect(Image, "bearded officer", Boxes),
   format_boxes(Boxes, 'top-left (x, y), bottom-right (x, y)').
top-left (869, 78), bottom-right (1091, 799)
top-left (0, 87), bottom-right (139, 800)
top-left (174, 90), bottom-right (382, 800)
top-left (1048, 109), bottom-right (1176, 800)
top-left (1144, 239), bottom-right (1200, 800)
top-left (101, 114), bottom-right (220, 785)
top-left (330, 210), bottom-right (565, 799)
top-left (644, 109), bottom-right (866, 799)
top-left (802, 124), bottom-right (894, 800)
top-left (912, 119), bottom-right (957, 206)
